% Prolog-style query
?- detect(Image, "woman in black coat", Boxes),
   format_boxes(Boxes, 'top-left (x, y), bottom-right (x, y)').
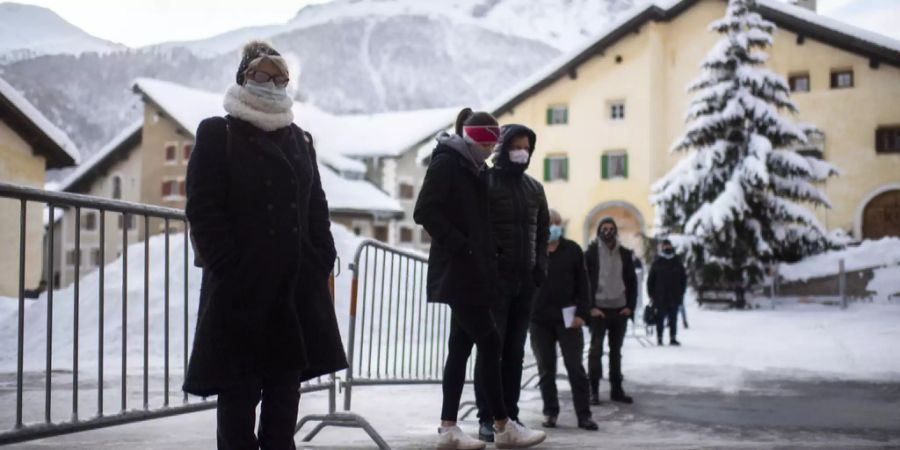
top-left (184, 41), bottom-right (347, 449)
top-left (414, 108), bottom-right (545, 449)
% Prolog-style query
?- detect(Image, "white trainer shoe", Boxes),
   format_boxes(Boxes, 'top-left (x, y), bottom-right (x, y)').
top-left (436, 425), bottom-right (487, 450)
top-left (494, 421), bottom-right (547, 449)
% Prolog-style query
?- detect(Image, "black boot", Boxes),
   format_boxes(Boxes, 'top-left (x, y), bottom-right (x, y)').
top-left (590, 379), bottom-right (601, 406)
top-left (670, 338), bottom-right (681, 346)
top-left (657, 335), bottom-right (664, 346)
top-left (610, 383), bottom-right (633, 404)
top-left (578, 417), bottom-right (599, 431)
top-left (542, 416), bottom-right (557, 428)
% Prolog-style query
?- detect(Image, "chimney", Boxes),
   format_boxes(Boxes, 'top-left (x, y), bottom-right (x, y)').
top-left (790, 0), bottom-right (817, 12)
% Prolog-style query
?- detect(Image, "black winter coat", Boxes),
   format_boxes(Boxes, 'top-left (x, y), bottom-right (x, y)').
top-left (487, 124), bottom-right (549, 288)
top-left (647, 255), bottom-right (687, 308)
top-left (414, 136), bottom-right (499, 307)
top-left (532, 238), bottom-right (591, 323)
top-left (183, 116), bottom-right (347, 396)
top-left (585, 241), bottom-right (639, 313)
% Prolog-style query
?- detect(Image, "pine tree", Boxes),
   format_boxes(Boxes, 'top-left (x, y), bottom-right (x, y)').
top-left (650, 0), bottom-right (840, 287)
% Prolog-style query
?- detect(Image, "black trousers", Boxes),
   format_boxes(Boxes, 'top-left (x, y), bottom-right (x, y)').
top-left (529, 320), bottom-right (591, 420)
top-left (474, 283), bottom-right (534, 423)
top-left (588, 308), bottom-right (628, 385)
top-left (216, 372), bottom-right (301, 450)
top-left (441, 304), bottom-right (508, 422)
top-left (655, 305), bottom-right (680, 340)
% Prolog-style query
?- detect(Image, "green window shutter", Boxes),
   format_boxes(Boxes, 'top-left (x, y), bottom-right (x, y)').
top-left (563, 157), bottom-right (569, 181)
top-left (623, 153), bottom-right (628, 178)
top-left (601, 154), bottom-right (609, 179)
top-left (563, 107), bottom-right (568, 124)
top-left (546, 108), bottom-right (553, 125)
top-left (543, 157), bottom-right (551, 181)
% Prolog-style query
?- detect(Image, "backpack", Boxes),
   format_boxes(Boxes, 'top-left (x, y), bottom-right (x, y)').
top-left (642, 304), bottom-right (657, 326)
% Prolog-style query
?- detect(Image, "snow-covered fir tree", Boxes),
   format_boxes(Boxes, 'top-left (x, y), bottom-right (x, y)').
top-left (651, 0), bottom-right (840, 287)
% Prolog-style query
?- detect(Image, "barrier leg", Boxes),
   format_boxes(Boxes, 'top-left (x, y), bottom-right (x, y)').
top-left (295, 412), bottom-right (390, 450)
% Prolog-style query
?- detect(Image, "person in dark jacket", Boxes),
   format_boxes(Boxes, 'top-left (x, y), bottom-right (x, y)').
top-left (473, 124), bottom-right (549, 442)
top-left (414, 108), bottom-right (546, 450)
top-left (529, 209), bottom-right (597, 431)
top-left (184, 41), bottom-right (347, 450)
top-left (585, 217), bottom-right (638, 405)
top-left (647, 239), bottom-right (687, 346)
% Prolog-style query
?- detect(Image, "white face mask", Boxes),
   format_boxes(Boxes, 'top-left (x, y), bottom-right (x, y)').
top-left (509, 149), bottom-right (530, 164)
top-left (244, 79), bottom-right (288, 101)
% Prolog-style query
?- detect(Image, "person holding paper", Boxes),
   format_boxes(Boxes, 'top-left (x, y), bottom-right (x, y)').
top-left (529, 209), bottom-right (597, 430)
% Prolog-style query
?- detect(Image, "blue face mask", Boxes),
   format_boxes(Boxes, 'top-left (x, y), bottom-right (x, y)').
top-left (244, 79), bottom-right (288, 101)
top-left (549, 225), bottom-right (562, 242)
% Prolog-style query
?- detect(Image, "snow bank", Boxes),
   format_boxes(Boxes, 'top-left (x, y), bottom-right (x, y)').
top-left (0, 223), bottom-right (365, 375)
top-left (779, 237), bottom-right (900, 282)
top-left (626, 299), bottom-right (900, 392)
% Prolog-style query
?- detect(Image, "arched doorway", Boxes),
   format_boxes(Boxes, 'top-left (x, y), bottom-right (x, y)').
top-left (583, 201), bottom-right (646, 257)
top-left (862, 189), bottom-right (900, 239)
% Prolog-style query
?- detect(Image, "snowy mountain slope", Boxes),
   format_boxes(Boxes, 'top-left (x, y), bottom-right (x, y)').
top-left (1, 15), bottom-right (558, 173)
top-left (152, 0), bottom-right (637, 58)
top-left (0, 2), bottom-right (125, 64)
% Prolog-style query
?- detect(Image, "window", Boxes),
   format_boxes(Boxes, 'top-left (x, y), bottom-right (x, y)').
top-left (400, 227), bottom-right (414, 243)
top-left (117, 214), bottom-right (135, 230)
top-left (830, 69), bottom-right (853, 89)
top-left (183, 143), bottom-right (194, 161)
top-left (601, 152), bottom-right (628, 179)
top-left (82, 212), bottom-right (97, 231)
top-left (161, 179), bottom-right (184, 199)
top-left (66, 249), bottom-right (79, 266)
top-left (609, 101), bottom-right (625, 120)
top-left (546, 105), bottom-right (569, 125)
top-left (420, 229), bottom-right (432, 244)
top-left (374, 225), bottom-right (389, 243)
top-left (164, 143), bottom-right (177, 163)
top-left (111, 176), bottom-right (122, 199)
top-left (876, 126), bottom-right (900, 153)
top-left (53, 272), bottom-right (60, 289)
top-left (543, 156), bottom-right (569, 182)
top-left (92, 248), bottom-right (102, 266)
top-left (789, 73), bottom-right (810, 92)
top-left (179, 180), bottom-right (187, 196)
top-left (399, 182), bottom-right (415, 200)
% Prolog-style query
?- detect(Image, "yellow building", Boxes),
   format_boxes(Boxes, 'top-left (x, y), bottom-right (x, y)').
top-left (485, 0), bottom-right (900, 255)
top-left (0, 77), bottom-right (79, 297)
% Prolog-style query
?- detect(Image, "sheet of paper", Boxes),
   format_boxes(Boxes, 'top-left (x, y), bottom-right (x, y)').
top-left (562, 306), bottom-right (577, 328)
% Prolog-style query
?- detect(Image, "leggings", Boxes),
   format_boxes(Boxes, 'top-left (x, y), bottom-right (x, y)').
top-left (440, 304), bottom-right (508, 422)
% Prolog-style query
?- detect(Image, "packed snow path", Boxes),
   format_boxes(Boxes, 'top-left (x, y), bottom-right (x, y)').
top-left (4, 302), bottom-right (899, 449)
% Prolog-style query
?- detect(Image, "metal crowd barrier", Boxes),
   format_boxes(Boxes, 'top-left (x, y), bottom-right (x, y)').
top-left (0, 182), bottom-right (337, 445)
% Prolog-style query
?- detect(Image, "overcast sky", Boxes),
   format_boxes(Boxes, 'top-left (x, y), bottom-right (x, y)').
top-left (7, 0), bottom-right (900, 48)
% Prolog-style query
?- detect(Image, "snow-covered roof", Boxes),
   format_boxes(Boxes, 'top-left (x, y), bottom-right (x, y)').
top-left (0, 76), bottom-right (80, 167)
top-left (132, 78), bottom-right (401, 216)
top-left (54, 119), bottom-right (143, 193)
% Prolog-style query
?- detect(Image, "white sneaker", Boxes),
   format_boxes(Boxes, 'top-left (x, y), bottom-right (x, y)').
top-left (436, 425), bottom-right (487, 450)
top-left (494, 421), bottom-right (547, 449)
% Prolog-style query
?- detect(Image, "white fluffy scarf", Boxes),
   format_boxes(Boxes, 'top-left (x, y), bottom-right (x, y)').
top-left (223, 84), bottom-right (294, 132)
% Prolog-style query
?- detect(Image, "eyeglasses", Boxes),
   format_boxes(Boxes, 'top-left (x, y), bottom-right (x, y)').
top-left (245, 69), bottom-right (289, 87)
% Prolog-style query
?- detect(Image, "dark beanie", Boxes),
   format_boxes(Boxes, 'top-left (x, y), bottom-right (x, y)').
top-left (235, 41), bottom-right (281, 86)
top-left (596, 216), bottom-right (617, 235)
top-left (661, 239), bottom-right (673, 246)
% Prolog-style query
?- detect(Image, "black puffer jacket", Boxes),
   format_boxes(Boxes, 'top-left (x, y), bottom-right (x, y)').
top-left (487, 124), bottom-right (549, 286)
top-left (647, 255), bottom-right (687, 308)
top-left (414, 134), bottom-right (500, 307)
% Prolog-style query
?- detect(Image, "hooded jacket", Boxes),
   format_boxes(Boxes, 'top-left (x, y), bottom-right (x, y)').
top-left (487, 124), bottom-right (549, 287)
top-left (414, 136), bottom-right (499, 307)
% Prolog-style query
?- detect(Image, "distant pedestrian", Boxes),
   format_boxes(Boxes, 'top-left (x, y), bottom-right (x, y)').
top-left (529, 209), bottom-right (598, 431)
top-left (473, 123), bottom-right (550, 442)
top-left (647, 239), bottom-right (687, 346)
top-left (414, 108), bottom-right (546, 450)
top-left (184, 41), bottom-right (347, 450)
top-left (586, 217), bottom-right (638, 405)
